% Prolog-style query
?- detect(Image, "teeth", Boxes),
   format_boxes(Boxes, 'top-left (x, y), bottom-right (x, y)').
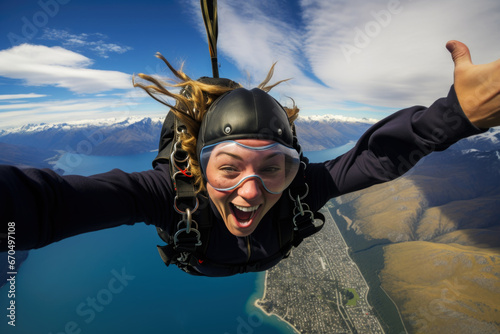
top-left (234, 204), bottom-right (259, 212)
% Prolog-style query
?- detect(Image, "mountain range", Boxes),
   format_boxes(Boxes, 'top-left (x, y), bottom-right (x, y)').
top-left (0, 117), bottom-right (164, 168)
top-left (333, 127), bottom-right (500, 333)
top-left (0, 115), bottom-right (375, 168)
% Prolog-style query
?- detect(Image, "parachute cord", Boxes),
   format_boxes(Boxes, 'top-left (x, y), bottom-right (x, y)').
top-left (200, 0), bottom-right (219, 78)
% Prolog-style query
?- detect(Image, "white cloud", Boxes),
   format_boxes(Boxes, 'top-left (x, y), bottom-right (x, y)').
top-left (0, 44), bottom-right (132, 94)
top-left (197, 0), bottom-right (500, 117)
top-left (0, 93), bottom-right (47, 100)
top-left (301, 0), bottom-right (500, 108)
top-left (0, 44), bottom-right (160, 129)
top-left (41, 28), bottom-right (133, 58)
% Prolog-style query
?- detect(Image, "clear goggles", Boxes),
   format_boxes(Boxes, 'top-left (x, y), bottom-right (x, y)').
top-left (200, 140), bottom-right (300, 194)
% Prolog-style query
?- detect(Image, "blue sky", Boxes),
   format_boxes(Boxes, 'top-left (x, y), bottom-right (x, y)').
top-left (0, 0), bottom-right (499, 129)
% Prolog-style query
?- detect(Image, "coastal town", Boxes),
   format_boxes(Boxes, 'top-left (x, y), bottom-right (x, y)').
top-left (255, 202), bottom-right (385, 333)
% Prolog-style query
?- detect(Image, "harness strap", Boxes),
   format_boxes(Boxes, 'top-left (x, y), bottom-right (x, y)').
top-left (287, 127), bottom-right (325, 247)
top-left (185, 247), bottom-right (291, 276)
top-left (153, 111), bottom-right (176, 168)
top-left (156, 195), bottom-right (212, 270)
top-left (170, 117), bottom-right (196, 205)
top-left (156, 113), bottom-right (212, 270)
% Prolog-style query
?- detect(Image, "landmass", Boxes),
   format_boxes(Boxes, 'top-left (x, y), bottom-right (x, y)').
top-left (333, 145), bottom-right (500, 333)
top-left (255, 205), bottom-right (386, 334)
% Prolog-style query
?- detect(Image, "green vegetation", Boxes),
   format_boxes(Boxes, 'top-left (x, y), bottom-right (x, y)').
top-left (345, 288), bottom-right (359, 306)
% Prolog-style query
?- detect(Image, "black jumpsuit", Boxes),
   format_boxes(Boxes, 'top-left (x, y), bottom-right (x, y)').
top-left (0, 86), bottom-right (485, 276)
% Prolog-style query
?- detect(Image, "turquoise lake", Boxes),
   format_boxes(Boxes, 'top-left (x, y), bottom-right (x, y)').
top-left (1, 143), bottom-right (354, 334)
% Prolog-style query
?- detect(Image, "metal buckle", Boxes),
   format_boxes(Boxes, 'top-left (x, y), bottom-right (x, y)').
top-left (292, 210), bottom-right (314, 226)
top-left (293, 202), bottom-right (310, 216)
top-left (173, 208), bottom-right (202, 246)
top-left (174, 196), bottom-right (199, 215)
top-left (288, 171), bottom-right (315, 231)
top-left (171, 142), bottom-right (190, 171)
top-left (174, 228), bottom-right (202, 246)
top-left (176, 211), bottom-right (200, 233)
top-left (288, 183), bottom-right (309, 202)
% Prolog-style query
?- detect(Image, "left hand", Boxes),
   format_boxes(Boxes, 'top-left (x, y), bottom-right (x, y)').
top-left (447, 40), bottom-right (500, 129)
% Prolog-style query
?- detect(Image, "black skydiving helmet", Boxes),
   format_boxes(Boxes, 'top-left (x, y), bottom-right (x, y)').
top-left (197, 88), bottom-right (300, 194)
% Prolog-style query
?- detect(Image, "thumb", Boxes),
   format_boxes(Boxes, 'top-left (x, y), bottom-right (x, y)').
top-left (446, 40), bottom-right (472, 67)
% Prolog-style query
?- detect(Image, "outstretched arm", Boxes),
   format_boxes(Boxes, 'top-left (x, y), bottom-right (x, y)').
top-left (306, 42), bottom-right (495, 208)
top-left (447, 40), bottom-right (500, 128)
top-left (308, 86), bottom-right (485, 204)
top-left (0, 164), bottom-right (174, 251)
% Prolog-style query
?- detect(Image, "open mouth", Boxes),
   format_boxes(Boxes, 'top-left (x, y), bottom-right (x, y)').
top-left (230, 203), bottom-right (260, 227)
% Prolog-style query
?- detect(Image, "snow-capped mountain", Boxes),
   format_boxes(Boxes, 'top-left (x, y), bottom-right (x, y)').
top-left (0, 117), bottom-right (164, 166)
top-left (0, 116), bottom-right (164, 135)
top-left (297, 114), bottom-right (379, 124)
top-left (294, 115), bottom-right (377, 151)
top-left (1, 116), bottom-right (498, 169)
top-left (0, 115), bottom-right (376, 167)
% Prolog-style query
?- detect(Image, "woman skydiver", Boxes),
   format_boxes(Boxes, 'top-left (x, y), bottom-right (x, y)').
top-left (1, 40), bottom-right (499, 276)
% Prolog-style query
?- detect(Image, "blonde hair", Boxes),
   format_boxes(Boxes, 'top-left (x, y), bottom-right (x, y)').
top-left (133, 53), bottom-right (300, 192)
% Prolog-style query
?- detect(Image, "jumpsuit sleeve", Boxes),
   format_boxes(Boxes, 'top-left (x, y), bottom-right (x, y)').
top-left (0, 163), bottom-right (175, 251)
top-left (305, 85), bottom-right (488, 210)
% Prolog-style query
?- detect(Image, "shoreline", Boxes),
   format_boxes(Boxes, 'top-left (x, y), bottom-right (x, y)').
top-left (252, 271), bottom-right (300, 334)
top-left (332, 204), bottom-right (407, 333)
top-left (249, 204), bottom-right (404, 333)
top-left (379, 282), bottom-right (408, 334)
